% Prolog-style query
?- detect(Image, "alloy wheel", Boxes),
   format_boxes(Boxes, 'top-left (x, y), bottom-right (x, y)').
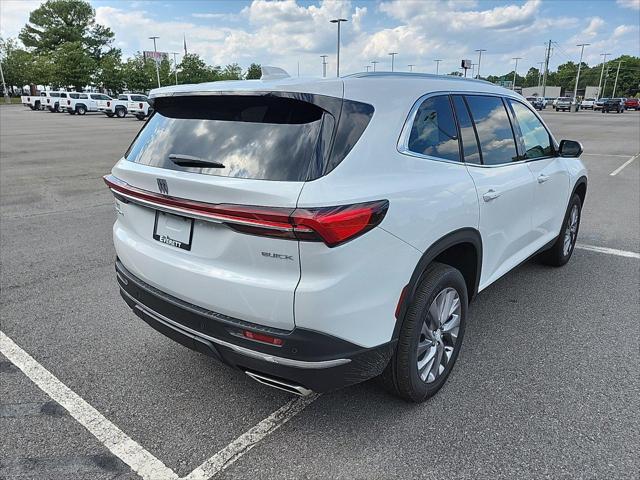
top-left (416, 287), bottom-right (461, 383)
top-left (563, 204), bottom-right (579, 256)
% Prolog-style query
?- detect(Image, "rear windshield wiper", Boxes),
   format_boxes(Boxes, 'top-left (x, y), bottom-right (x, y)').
top-left (169, 153), bottom-right (225, 168)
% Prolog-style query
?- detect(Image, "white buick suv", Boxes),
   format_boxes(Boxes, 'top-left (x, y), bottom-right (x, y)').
top-left (105, 72), bottom-right (587, 402)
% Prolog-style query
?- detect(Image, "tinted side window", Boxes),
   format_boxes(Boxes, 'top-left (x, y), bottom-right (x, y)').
top-left (118, 95), bottom-right (128, 100)
top-left (508, 100), bottom-right (553, 159)
top-left (451, 95), bottom-right (481, 164)
top-left (79, 94), bottom-right (88, 99)
top-left (407, 95), bottom-right (460, 162)
top-left (465, 95), bottom-right (518, 165)
top-left (131, 95), bottom-right (148, 102)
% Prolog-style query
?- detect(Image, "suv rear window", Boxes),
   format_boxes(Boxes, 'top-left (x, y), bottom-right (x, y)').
top-left (125, 94), bottom-right (373, 181)
top-left (130, 95), bottom-right (147, 102)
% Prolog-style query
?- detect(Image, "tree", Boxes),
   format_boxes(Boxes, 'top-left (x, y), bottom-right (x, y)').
top-left (0, 38), bottom-right (32, 93)
top-left (221, 63), bottom-right (242, 80)
top-left (448, 71), bottom-right (463, 77)
top-left (96, 50), bottom-right (124, 93)
top-left (122, 53), bottom-right (158, 92)
top-left (179, 53), bottom-right (216, 84)
top-left (19, 0), bottom-right (114, 58)
top-left (245, 63), bottom-right (261, 80)
top-left (53, 41), bottom-right (95, 91)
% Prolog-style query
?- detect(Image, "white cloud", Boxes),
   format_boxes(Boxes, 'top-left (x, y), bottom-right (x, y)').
top-left (0, 0), bottom-right (43, 38)
top-left (584, 17), bottom-right (605, 37)
top-left (616, 0), bottom-right (640, 10)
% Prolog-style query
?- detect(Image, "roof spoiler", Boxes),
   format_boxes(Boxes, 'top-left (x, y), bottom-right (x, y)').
top-left (260, 66), bottom-right (290, 81)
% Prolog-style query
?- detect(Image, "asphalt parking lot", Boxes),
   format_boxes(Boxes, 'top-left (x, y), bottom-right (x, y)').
top-left (1, 105), bottom-right (638, 479)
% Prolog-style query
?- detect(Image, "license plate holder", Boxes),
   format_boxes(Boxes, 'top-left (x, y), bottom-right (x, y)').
top-left (153, 211), bottom-right (194, 251)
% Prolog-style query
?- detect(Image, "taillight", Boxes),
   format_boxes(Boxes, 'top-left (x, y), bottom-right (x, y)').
top-left (103, 175), bottom-right (388, 247)
top-left (47, 99), bottom-right (50, 103)
top-left (242, 330), bottom-right (283, 346)
top-left (139, 102), bottom-right (143, 108)
top-left (67, 100), bottom-right (70, 105)
top-left (107, 101), bottom-right (111, 107)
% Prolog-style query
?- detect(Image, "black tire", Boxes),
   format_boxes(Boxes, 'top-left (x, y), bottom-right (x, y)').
top-left (68, 109), bottom-right (75, 115)
top-left (77, 105), bottom-right (86, 115)
top-left (136, 113), bottom-right (145, 120)
top-left (106, 112), bottom-right (115, 118)
top-left (380, 262), bottom-right (468, 402)
top-left (115, 108), bottom-right (126, 118)
top-left (540, 194), bottom-right (582, 267)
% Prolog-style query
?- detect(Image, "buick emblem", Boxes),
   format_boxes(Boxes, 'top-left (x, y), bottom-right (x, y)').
top-left (157, 178), bottom-right (169, 195)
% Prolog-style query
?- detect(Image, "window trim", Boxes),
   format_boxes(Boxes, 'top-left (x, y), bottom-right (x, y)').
top-left (505, 97), bottom-right (558, 162)
top-left (398, 90), bottom-right (560, 169)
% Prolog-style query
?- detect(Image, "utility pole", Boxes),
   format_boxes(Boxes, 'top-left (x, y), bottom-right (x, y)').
top-left (434, 59), bottom-right (442, 75)
top-left (537, 61), bottom-right (544, 87)
top-left (572, 43), bottom-right (589, 112)
top-left (371, 60), bottom-right (378, 72)
top-left (542, 40), bottom-right (551, 98)
top-left (512, 57), bottom-right (522, 90)
top-left (0, 58), bottom-right (9, 103)
top-left (149, 36), bottom-right (161, 88)
top-left (471, 63), bottom-right (477, 78)
top-left (475, 49), bottom-right (486, 78)
top-left (602, 60), bottom-right (611, 97)
top-left (612, 60), bottom-right (622, 97)
top-left (389, 52), bottom-right (398, 72)
top-left (320, 55), bottom-right (328, 78)
top-left (365, 65), bottom-right (370, 72)
top-left (330, 18), bottom-right (347, 77)
top-left (597, 53), bottom-right (611, 99)
top-left (171, 52), bottom-right (179, 85)
top-left (407, 64), bottom-right (415, 72)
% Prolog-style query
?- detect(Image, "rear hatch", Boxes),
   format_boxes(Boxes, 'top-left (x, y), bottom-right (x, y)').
top-left (109, 93), bottom-right (342, 331)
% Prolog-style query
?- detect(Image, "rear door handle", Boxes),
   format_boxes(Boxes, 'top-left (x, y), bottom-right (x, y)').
top-left (482, 189), bottom-right (501, 202)
top-left (537, 174), bottom-right (550, 183)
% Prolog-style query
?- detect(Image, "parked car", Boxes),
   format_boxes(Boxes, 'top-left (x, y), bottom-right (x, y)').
top-left (526, 96), bottom-right (544, 110)
top-left (104, 73), bottom-right (587, 401)
top-left (602, 98), bottom-right (624, 113)
top-left (59, 92), bottom-right (81, 112)
top-left (551, 97), bottom-right (559, 109)
top-left (127, 96), bottom-right (153, 120)
top-left (21, 92), bottom-right (46, 110)
top-left (555, 97), bottom-right (572, 111)
top-left (580, 98), bottom-right (596, 110)
top-left (594, 98), bottom-right (608, 111)
top-left (98, 94), bottom-right (149, 118)
top-left (624, 98), bottom-right (640, 110)
top-left (42, 91), bottom-right (63, 112)
top-left (67, 92), bottom-right (113, 115)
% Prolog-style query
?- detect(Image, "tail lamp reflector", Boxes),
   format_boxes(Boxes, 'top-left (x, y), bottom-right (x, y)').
top-left (243, 330), bottom-right (284, 346)
top-left (103, 175), bottom-right (388, 247)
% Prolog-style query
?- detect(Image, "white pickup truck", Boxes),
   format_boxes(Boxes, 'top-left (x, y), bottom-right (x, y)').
top-left (66, 92), bottom-right (113, 115)
top-left (21, 91), bottom-right (49, 110)
top-left (97, 93), bottom-right (149, 118)
top-left (127, 95), bottom-right (153, 120)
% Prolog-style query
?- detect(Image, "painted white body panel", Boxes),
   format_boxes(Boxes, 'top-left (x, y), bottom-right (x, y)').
top-left (110, 73), bottom-right (587, 349)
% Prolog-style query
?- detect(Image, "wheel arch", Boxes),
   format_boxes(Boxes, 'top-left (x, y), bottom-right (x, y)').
top-left (392, 228), bottom-right (482, 341)
top-left (572, 175), bottom-right (588, 206)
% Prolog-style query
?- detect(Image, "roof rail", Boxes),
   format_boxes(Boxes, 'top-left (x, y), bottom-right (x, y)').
top-left (345, 71), bottom-right (494, 85)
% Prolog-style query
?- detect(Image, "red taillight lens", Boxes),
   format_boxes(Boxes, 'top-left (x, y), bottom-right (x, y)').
top-left (243, 330), bottom-right (283, 346)
top-left (103, 175), bottom-right (388, 247)
top-left (107, 101), bottom-right (111, 107)
top-left (47, 99), bottom-right (50, 103)
top-left (139, 102), bottom-right (143, 108)
top-left (67, 100), bottom-right (70, 105)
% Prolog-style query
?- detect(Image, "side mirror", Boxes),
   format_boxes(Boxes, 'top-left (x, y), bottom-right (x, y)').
top-left (559, 139), bottom-right (583, 158)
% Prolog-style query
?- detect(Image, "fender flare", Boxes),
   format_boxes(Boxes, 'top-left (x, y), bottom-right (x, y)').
top-left (392, 228), bottom-right (483, 341)
top-left (571, 175), bottom-right (588, 205)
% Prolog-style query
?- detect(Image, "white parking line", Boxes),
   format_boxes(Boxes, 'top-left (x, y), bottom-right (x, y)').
top-left (609, 154), bottom-right (639, 176)
top-left (183, 393), bottom-right (320, 479)
top-left (577, 244), bottom-right (640, 259)
top-left (1, 330), bottom-right (320, 479)
top-left (582, 153), bottom-right (632, 158)
top-left (0, 331), bottom-right (179, 480)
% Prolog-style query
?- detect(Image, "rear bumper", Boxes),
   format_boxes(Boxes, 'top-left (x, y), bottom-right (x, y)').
top-left (115, 259), bottom-right (394, 393)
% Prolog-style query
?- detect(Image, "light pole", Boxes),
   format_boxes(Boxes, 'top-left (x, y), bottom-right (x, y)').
top-left (330, 18), bottom-right (347, 77)
top-left (171, 52), bottom-right (179, 85)
top-left (612, 60), bottom-right (622, 97)
top-left (371, 60), bottom-right (379, 72)
top-left (320, 55), bottom-right (328, 78)
top-left (434, 59), bottom-right (442, 75)
top-left (407, 64), bottom-right (415, 72)
top-left (537, 61), bottom-right (545, 87)
top-left (471, 63), bottom-right (477, 78)
top-left (0, 56), bottom-right (9, 103)
top-left (597, 52), bottom-right (611, 99)
top-left (475, 49), bottom-right (486, 79)
top-left (512, 57), bottom-right (522, 90)
top-left (389, 52), bottom-right (398, 72)
top-left (149, 36), bottom-right (161, 88)
top-left (572, 43), bottom-right (589, 112)
top-left (365, 65), bottom-right (370, 72)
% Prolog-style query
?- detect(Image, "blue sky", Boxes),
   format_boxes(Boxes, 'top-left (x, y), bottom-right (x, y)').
top-left (2, 0), bottom-right (639, 76)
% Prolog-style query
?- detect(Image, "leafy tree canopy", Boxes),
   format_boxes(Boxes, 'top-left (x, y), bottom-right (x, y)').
top-left (245, 63), bottom-right (261, 80)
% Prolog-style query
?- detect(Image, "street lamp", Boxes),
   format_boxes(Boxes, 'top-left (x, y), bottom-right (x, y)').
top-left (330, 18), bottom-right (347, 77)
top-left (597, 53), bottom-right (611, 99)
top-left (572, 43), bottom-right (589, 112)
top-left (149, 36), bottom-right (161, 88)
top-left (371, 60), bottom-right (379, 72)
top-left (407, 64), bottom-right (415, 72)
top-left (475, 49), bottom-right (486, 79)
top-left (365, 65), bottom-right (371, 72)
top-left (512, 57), bottom-right (522, 90)
top-left (320, 55), bottom-right (328, 78)
top-left (537, 61), bottom-right (545, 87)
top-left (389, 52), bottom-right (398, 72)
top-left (434, 59), bottom-right (442, 75)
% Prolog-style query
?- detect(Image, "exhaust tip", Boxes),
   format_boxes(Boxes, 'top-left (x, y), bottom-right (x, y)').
top-left (245, 371), bottom-right (313, 397)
